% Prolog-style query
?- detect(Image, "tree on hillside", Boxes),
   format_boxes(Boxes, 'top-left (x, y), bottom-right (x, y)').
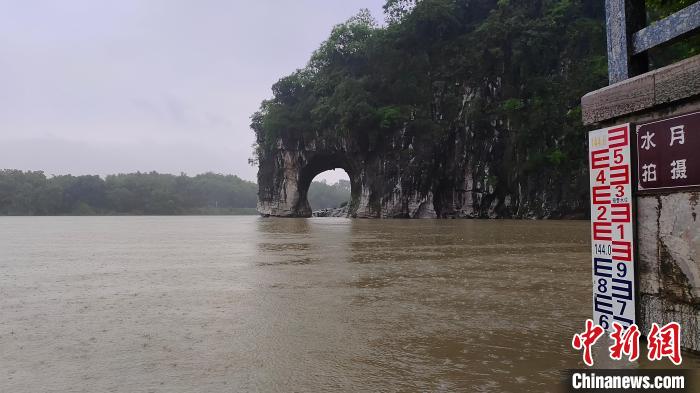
top-left (308, 179), bottom-right (351, 209)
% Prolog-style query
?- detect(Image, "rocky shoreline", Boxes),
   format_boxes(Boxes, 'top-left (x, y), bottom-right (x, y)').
top-left (311, 205), bottom-right (350, 217)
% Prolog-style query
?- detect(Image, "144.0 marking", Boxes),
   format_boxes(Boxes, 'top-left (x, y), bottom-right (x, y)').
top-left (594, 243), bottom-right (612, 255)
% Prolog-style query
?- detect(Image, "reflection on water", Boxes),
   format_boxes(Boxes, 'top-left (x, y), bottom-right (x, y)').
top-left (0, 216), bottom-right (697, 392)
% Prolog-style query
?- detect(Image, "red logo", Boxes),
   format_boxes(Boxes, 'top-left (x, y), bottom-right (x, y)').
top-left (647, 322), bottom-right (682, 365)
top-left (572, 319), bottom-right (605, 366)
top-left (609, 322), bottom-right (640, 361)
top-left (572, 321), bottom-right (682, 366)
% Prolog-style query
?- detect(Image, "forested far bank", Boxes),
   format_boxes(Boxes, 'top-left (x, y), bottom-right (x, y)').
top-left (0, 170), bottom-right (350, 215)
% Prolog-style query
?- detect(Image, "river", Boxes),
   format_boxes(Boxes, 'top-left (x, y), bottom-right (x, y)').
top-left (1, 217), bottom-right (697, 392)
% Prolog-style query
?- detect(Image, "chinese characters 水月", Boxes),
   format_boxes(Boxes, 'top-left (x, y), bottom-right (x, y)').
top-left (640, 125), bottom-right (687, 185)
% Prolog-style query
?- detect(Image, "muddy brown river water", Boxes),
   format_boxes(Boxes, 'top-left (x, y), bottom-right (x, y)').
top-left (0, 217), bottom-right (697, 392)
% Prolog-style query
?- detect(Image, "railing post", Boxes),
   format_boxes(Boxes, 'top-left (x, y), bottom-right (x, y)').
top-left (605, 0), bottom-right (648, 84)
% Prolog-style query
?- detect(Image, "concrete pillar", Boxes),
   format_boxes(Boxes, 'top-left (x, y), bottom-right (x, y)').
top-left (582, 54), bottom-right (700, 352)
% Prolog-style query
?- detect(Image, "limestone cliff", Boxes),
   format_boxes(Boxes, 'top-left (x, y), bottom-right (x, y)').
top-left (256, 85), bottom-right (589, 219)
top-left (254, 1), bottom-right (605, 218)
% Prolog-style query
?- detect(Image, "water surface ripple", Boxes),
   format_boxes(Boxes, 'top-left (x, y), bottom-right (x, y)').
top-left (0, 217), bottom-right (697, 392)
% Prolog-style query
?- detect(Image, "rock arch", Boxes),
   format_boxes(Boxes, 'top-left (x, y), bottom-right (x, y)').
top-left (296, 153), bottom-right (359, 216)
top-left (256, 138), bottom-right (438, 218)
top-left (255, 120), bottom-right (587, 219)
top-left (257, 147), bottom-right (357, 217)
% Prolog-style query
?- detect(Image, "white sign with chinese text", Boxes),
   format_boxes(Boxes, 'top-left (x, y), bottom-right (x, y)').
top-left (588, 124), bottom-right (636, 331)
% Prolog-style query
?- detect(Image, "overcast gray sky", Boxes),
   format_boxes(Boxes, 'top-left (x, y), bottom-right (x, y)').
top-left (0, 0), bottom-right (386, 182)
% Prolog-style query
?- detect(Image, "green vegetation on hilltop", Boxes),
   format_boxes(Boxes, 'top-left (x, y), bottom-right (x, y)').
top-left (252, 0), bottom-right (609, 196)
top-left (251, 0), bottom-right (696, 217)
